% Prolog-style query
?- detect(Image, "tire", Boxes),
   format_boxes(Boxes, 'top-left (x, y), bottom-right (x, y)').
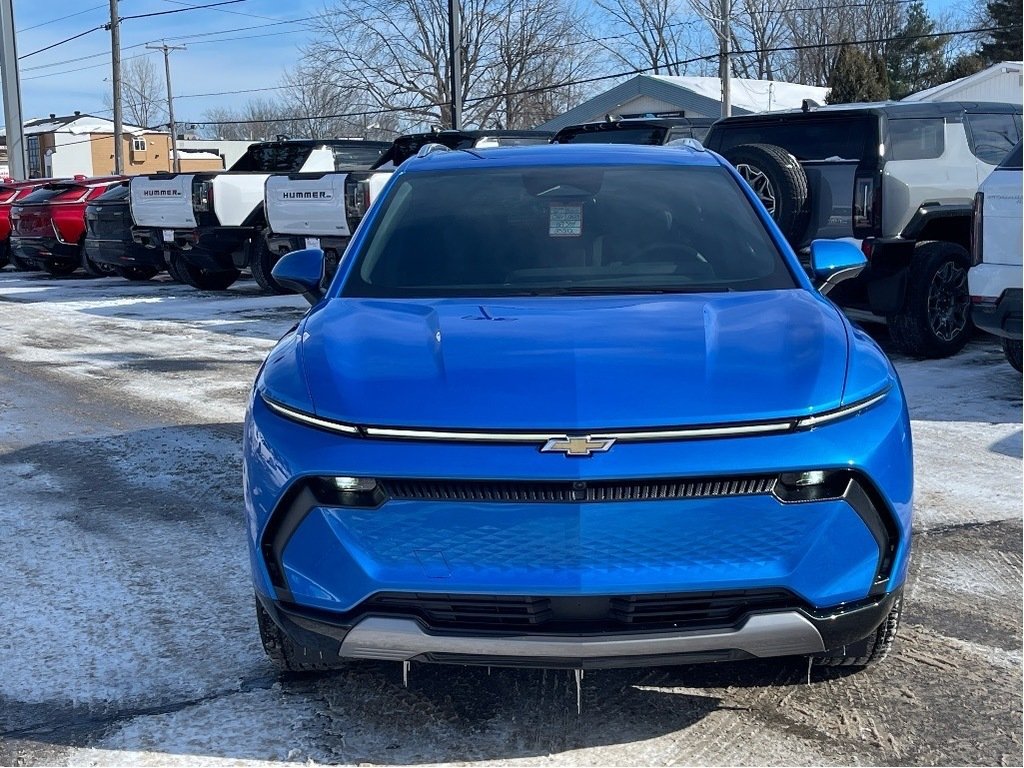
top-left (165, 252), bottom-right (185, 283)
top-left (722, 143), bottom-right (809, 243)
top-left (813, 594), bottom-right (903, 668)
top-left (8, 252), bottom-right (33, 271)
top-left (250, 235), bottom-right (288, 294)
top-left (115, 265), bottom-right (159, 281)
top-left (170, 252), bottom-right (239, 291)
top-left (1002, 337), bottom-right (1023, 373)
top-left (0, 241), bottom-right (8, 269)
top-left (888, 241), bottom-right (972, 359)
top-left (41, 259), bottom-right (78, 277)
top-left (255, 594), bottom-right (338, 672)
top-left (82, 251), bottom-right (116, 278)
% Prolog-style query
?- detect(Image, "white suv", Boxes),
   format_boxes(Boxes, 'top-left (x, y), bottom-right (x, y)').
top-left (969, 141), bottom-right (1023, 371)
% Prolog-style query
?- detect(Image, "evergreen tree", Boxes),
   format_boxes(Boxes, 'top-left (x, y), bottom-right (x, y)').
top-left (885, 1), bottom-right (947, 99)
top-left (945, 53), bottom-right (987, 81)
top-left (979, 0), bottom-right (1023, 63)
top-left (827, 44), bottom-right (891, 104)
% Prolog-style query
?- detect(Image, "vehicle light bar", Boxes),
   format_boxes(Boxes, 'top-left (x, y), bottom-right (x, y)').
top-left (260, 387), bottom-right (890, 443)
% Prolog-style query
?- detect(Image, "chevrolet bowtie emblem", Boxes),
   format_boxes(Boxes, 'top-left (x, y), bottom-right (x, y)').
top-left (541, 435), bottom-right (616, 457)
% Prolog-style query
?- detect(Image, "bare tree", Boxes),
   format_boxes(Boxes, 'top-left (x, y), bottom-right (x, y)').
top-left (594, 0), bottom-right (699, 75)
top-left (474, 0), bottom-right (597, 127)
top-left (304, 0), bottom-right (594, 130)
top-left (104, 56), bottom-right (166, 128)
top-left (728, 0), bottom-right (795, 79)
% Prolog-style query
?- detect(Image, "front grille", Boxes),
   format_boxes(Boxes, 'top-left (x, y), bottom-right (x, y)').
top-left (358, 589), bottom-right (801, 632)
top-left (380, 476), bottom-right (777, 503)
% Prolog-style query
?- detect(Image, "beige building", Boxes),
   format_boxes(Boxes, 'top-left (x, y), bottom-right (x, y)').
top-left (19, 113), bottom-right (224, 178)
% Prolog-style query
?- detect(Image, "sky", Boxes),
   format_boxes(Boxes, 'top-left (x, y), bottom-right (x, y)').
top-left (8, 0), bottom-right (961, 130)
top-left (11, 0), bottom-right (326, 126)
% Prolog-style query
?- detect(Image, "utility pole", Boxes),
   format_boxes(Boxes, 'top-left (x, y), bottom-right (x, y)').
top-left (447, 0), bottom-right (462, 130)
top-left (719, 0), bottom-right (731, 118)
top-left (0, 0), bottom-right (26, 179)
top-left (108, 0), bottom-right (123, 174)
top-left (147, 43), bottom-right (186, 172)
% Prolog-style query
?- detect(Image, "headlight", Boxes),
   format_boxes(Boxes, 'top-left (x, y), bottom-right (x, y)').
top-left (260, 393), bottom-right (360, 435)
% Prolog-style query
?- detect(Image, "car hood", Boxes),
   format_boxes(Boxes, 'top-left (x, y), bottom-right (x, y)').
top-left (300, 290), bottom-right (849, 430)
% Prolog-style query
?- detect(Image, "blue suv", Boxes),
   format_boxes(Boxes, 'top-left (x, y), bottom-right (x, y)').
top-left (244, 143), bottom-right (913, 672)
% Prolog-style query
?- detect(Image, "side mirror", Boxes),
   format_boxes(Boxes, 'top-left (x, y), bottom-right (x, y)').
top-left (810, 239), bottom-right (866, 296)
top-left (271, 248), bottom-right (325, 305)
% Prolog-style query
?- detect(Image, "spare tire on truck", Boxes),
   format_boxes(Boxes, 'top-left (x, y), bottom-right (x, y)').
top-left (722, 143), bottom-right (809, 244)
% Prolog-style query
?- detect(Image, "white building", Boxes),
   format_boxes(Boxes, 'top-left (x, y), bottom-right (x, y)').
top-left (536, 74), bottom-right (830, 131)
top-left (903, 62), bottom-right (1023, 105)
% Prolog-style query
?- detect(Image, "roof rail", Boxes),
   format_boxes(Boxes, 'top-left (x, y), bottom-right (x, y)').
top-left (416, 142), bottom-right (452, 158)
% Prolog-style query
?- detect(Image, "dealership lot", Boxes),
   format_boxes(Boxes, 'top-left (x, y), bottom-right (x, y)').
top-left (0, 270), bottom-right (1020, 767)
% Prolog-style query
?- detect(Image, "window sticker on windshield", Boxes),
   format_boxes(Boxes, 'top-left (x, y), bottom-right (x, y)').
top-left (549, 203), bottom-right (582, 237)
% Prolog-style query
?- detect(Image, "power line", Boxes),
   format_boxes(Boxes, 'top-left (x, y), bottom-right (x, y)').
top-left (159, 0), bottom-right (283, 23)
top-left (17, 0), bottom-right (256, 64)
top-left (16, 4), bottom-right (107, 33)
top-left (21, 16), bottom-right (316, 73)
top-left (181, 22), bottom-right (1020, 126)
top-left (18, 25), bottom-right (105, 59)
top-left (120, 0), bottom-right (249, 21)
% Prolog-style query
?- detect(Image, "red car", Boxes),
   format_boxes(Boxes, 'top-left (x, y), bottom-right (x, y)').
top-left (0, 177), bottom-right (78, 269)
top-left (10, 176), bottom-right (124, 276)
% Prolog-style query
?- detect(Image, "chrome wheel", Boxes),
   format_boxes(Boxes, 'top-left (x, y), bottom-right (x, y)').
top-left (927, 260), bottom-right (969, 342)
top-left (736, 163), bottom-right (777, 215)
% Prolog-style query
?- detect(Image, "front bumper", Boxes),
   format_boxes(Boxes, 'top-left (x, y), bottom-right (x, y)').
top-left (11, 236), bottom-right (79, 265)
top-left (257, 588), bottom-right (900, 669)
top-left (971, 287), bottom-right (1023, 340)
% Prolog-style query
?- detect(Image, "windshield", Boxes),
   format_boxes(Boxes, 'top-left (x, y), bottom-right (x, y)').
top-left (342, 165), bottom-right (794, 298)
top-left (93, 183), bottom-right (130, 203)
top-left (19, 184), bottom-right (87, 204)
top-left (554, 127), bottom-right (669, 145)
top-left (229, 143), bottom-right (315, 172)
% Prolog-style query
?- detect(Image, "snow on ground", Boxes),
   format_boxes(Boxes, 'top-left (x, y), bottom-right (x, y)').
top-left (0, 270), bottom-right (1019, 767)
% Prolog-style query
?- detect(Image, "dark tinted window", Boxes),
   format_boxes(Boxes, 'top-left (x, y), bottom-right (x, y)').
top-left (229, 143), bottom-right (315, 172)
top-left (93, 183), bottom-right (130, 202)
top-left (343, 165), bottom-right (794, 298)
top-left (553, 127), bottom-right (669, 145)
top-left (888, 118), bottom-right (944, 160)
top-left (331, 144), bottom-right (387, 170)
top-left (709, 117), bottom-right (877, 161)
top-left (966, 113), bottom-right (1022, 165)
top-left (19, 184), bottom-right (86, 204)
top-left (999, 141), bottom-right (1023, 169)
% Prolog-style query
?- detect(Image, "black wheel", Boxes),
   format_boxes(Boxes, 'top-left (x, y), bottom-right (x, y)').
top-left (82, 251), bottom-right (116, 278)
top-left (170, 252), bottom-right (239, 291)
top-left (0, 241), bottom-right (8, 269)
top-left (814, 594), bottom-right (903, 668)
top-left (250, 234), bottom-right (288, 294)
top-left (8, 252), bottom-right (33, 271)
top-left (722, 143), bottom-right (809, 243)
top-left (255, 594), bottom-right (338, 672)
top-left (165, 252), bottom-right (185, 283)
top-left (1002, 337), bottom-right (1023, 373)
top-left (41, 259), bottom-right (78, 277)
top-left (888, 241), bottom-right (972, 359)
top-left (115, 265), bottom-right (159, 281)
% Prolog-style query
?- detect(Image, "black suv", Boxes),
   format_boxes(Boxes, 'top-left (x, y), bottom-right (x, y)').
top-left (704, 101), bottom-right (1022, 358)
top-left (552, 116), bottom-right (716, 145)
